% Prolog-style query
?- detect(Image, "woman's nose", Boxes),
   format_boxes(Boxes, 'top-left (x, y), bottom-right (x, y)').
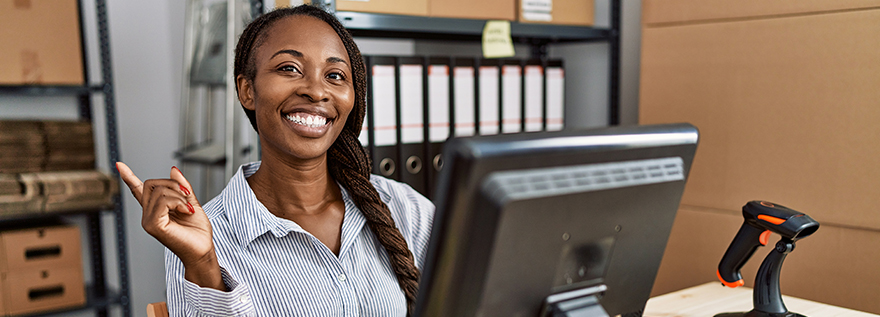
top-left (295, 74), bottom-right (329, 102)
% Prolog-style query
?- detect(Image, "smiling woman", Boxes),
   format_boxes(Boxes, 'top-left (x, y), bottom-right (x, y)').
top-left (116, 5), bottom-right (433, 317)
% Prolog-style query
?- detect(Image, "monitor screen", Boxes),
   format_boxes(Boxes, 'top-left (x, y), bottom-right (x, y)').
top-left (415, 123), bottom-right (699, 317)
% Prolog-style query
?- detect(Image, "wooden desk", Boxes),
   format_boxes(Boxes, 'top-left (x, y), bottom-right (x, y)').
top-left (644, 282), bottom-right (878, 317)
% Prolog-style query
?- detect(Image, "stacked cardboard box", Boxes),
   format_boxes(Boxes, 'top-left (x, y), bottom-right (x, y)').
top-left (0, 225), bottom-right (86, 315)
top-left (517, 0), bottom-right (594, 26)
top-left (332, 0), bottom-right (594, 25)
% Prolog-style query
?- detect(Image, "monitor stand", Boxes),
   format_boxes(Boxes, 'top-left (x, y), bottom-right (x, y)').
top-left (541, 285), bottom-right (609, 317)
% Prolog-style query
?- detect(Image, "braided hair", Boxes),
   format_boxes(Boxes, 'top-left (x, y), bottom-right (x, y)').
top-left (233, 5), bottom-right (420, 314)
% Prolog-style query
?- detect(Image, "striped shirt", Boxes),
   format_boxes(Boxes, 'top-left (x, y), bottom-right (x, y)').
top-left (165, 162), bottom-right (435, 316)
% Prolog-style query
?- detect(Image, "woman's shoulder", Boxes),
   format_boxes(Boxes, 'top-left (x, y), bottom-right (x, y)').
top-left (369, 174), bottom-right (427, 204)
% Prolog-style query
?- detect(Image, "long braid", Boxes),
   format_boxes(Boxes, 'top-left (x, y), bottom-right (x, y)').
top-left (234, 5), bottom-right (420, 314)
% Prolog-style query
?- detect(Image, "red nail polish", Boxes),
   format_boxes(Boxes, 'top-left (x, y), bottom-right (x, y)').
top-left (179, 184), bottom-right (190, 196)
top-left (187, 203), bottom-right (195, 214)
top-left (172, 166), bottom-right (180, 172)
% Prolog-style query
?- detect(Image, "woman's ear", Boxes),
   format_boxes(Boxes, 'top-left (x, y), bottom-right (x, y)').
top-left (236, 75), bottom-right (256, 111)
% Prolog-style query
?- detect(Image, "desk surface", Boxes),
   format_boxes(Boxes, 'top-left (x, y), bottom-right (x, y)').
top-left (644, 282), bottom-right (878, 317)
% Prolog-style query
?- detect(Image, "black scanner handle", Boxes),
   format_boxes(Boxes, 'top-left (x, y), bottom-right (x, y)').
top-left (717, 221), bottom-right (765, 287)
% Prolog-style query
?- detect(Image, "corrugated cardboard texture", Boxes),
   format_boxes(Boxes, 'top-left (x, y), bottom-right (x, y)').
top-left (640, 9), bottom-right (880, 231)
top-left (642, 0), bottom-right (880, 25)
top-left (1, 266), bottom-right (86, 316)
top-left (0, 0), bottom-right (84, 85)
top-left (640, 3), bottom-right (880, 314)
top-left (430, 0), bottom-right (515, 21)
top-left (652, 206), bottom-right (880, 314)
top-left (517, 0), bottom-right (594, 26)
top-left (336, 0), bottom-right (428, 16)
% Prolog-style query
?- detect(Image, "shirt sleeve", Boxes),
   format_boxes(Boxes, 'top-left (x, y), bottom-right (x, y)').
top-left (165, 248), bottom-right (257, 317)
top-left (407, 188), bottom-right (435, 270)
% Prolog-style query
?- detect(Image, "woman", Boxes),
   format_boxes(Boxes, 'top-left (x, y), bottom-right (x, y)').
top-left (117, 5), bottom-right (433, 316)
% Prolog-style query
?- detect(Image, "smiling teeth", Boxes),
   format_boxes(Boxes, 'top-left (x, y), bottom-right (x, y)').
top-left (286, 114), bottom-right (328, 128)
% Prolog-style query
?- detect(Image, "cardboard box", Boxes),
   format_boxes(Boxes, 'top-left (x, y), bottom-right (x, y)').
top-left (1, 266), bottom-right (86, 316)
top-left (640, 1), bottom-right (880, 314)
top-left (336, 0), bottom-right (428, 16)
top-left (517, 0), bottom-right (593, 26)
top-left (0, 226), bottom-right (82, 273)
top-left (429, 0), bottom-right (515, 21)
top-left (0, 0), bottom-right (84, 85)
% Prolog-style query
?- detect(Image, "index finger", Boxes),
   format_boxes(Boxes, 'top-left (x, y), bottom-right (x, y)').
top-left (116, 162), bottom-right (144, 204)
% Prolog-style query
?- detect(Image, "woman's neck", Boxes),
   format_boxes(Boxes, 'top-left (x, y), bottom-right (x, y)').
top-left (246, 151), bottom-right (341, 220)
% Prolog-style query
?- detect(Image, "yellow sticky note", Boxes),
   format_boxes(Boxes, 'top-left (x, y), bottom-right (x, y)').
top-left (482, 20), bottom-right (515, 59)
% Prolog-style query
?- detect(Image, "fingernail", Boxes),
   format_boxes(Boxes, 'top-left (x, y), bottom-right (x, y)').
top-left (172, 166), bottom-right (180, 172)
top-left (187, 202), bottom-right (195, 214)
top-left (179, 185), bottom-right (190, 196)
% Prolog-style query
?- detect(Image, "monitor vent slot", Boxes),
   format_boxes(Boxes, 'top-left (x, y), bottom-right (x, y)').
top-left (483, 157), bottom-right (685, 202)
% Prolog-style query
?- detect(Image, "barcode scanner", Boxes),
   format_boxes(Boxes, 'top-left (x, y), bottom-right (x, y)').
top-left (715, 201), bottom-right (820, 317)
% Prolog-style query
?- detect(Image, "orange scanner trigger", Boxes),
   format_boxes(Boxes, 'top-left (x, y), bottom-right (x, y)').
top-left (759, 230), bottom-right (772, 246)
top-left (717, 270), bottom-right (744, 288)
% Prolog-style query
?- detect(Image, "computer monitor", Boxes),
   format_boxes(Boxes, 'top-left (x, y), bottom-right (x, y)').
top-left (414, 123), bottom-right (699, 317)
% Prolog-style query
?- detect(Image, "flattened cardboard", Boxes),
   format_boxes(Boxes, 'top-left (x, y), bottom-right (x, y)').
top-left (31, 171), bottom-right (118, 213)
top-left (0, 0), bottom-right (84, 85)
top-left (517, 0), bottom-right (594, 26)
top-left (0, 226), bottom-right (82, 273)
top-left (1, 266), bottom-right (86, 316)
top-left (0, 174), bottom-right (41, 216)
top-left (643, 0), bottom-right (880, 25)
top-left (336, 0), bottom-right (428, 16)
top-left (430, 0), bottom-right (514, 21)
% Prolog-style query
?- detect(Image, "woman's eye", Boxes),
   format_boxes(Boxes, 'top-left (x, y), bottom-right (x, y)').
top-left (327, 72), bottom-right (345, 80)
top-left (278, 65), bottom-right (300, 73)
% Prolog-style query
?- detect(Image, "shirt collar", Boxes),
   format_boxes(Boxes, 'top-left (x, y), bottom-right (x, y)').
top-left (223, 162), bottom-right (305, 248)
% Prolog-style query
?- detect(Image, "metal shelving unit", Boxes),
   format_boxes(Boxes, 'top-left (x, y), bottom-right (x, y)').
top-left (0, 0), bottom-right (131, 316)
top-left (337, 0), bottom-right (622, 125)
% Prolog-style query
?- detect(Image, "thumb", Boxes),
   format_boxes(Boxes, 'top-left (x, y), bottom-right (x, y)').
top-left (170, 166), bottom-right (201, 207)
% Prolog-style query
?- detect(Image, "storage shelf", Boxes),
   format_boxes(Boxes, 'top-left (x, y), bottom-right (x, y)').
top-left (13, 285), bottom-right (123, 317)
top-left (0, 207), bottom-right (116, 223)
top-left (0, 85), bottom-right (105, 96)
top-left (337, 11), bottom-right (612, 42)
top-left (0, 0), bottom-right (131, 315)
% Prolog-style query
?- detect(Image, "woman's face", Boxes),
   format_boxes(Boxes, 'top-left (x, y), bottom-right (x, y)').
top-left (238, 15), bottom-right (354, 162)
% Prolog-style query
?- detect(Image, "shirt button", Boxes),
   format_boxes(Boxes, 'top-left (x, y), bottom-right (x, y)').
top-left (240, 294), bottom-right (250, 303)
top-left (337, 273), bottom-right (347, 282)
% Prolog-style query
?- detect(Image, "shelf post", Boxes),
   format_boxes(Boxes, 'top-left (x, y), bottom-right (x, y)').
top-left (95, 0), bottom-right (131, 315)
top-left (608, 0), bottom-right (621, 126)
